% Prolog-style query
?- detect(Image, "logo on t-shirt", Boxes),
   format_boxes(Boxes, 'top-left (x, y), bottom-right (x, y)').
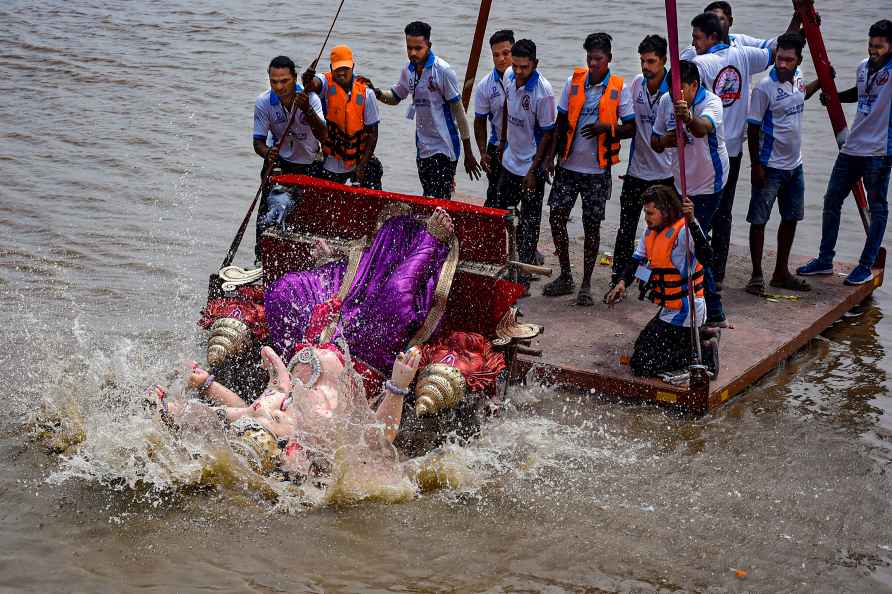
top-left (713, 65), bottom-right (743, 107)
top-left (877, 70), bottom-right (890, 87)
top-left (521, 95), bottom-right (531, 111)
top-left (776, 87), bottom-right (790, 100)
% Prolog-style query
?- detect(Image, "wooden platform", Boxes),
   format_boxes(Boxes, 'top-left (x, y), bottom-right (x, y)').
top-left (509, 242), bottom-right (885, 415)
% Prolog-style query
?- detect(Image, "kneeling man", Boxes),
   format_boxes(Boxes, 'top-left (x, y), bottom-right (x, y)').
top-left (605, 186), bottom-right (719, 377)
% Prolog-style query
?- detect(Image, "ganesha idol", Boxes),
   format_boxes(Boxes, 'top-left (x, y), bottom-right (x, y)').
top-left (199, 206), bottom-right (514, 458)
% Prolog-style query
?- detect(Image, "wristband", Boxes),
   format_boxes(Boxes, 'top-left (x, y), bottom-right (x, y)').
top-left (384, 380), bottom-right (410, 397)
top-left (199, 374), bottom-right (215, 394)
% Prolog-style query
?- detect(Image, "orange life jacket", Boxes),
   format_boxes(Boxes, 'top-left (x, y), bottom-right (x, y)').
top-left (643, 218), bottom-right (705, 310)
top-left (563, 68), bottom-right (624, 169)
top-left (323, 73), bottom-right (368, 169)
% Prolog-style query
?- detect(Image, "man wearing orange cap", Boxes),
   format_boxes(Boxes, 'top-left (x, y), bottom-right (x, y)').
top-left (302, 45), bottom-right (383, 189)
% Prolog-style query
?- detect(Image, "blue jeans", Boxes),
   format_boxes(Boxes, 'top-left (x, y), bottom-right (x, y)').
top-left (818, 153), bottom-right (892, 268)
top-left (691, 191), bottom-right (725, 322)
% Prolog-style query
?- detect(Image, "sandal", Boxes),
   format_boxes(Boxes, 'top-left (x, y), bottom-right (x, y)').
top-left (769, 276), bottom-right (812, 292)
top-left (543, 274), bottom-right (575, 297)
top-left (745, 275), bottom-right (765, 296)
top-left (575, 287), bottom-right (594, 306)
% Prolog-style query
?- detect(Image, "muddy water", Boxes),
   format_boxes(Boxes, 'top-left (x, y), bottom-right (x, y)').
top-left (1, 0), bottom-right (891, 592)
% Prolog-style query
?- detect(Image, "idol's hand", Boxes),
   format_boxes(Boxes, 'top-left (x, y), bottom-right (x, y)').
top-left (187, 361), bottom-right (210, 389)
top-left (391, 347), bottom-right (422, 390)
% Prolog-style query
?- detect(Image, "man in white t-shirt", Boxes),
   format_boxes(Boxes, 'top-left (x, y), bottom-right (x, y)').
top-left (689, 12), bottom-right (773, 287)
top-left (490, 39), bottom-right (557, 287)
top-left (679, 0), bottom-right (801, 61)
top-left (610, 34), bottom-right (676, 291)
top-left (542, 33), bottom-right (635, 306)
top-left (652, 60), bottom-right (728, 326)
top-left (371, 21), bottom-right (480, 199)
top-left (745, 33), bottom-right (821, 296)
top-left (797, 19), bottom-right (892, 285)
top-left (253, 56), bottom-right (327, 176)
top-left (474, 29), bottom-right (514, 206)
top-left (253, 55), bottom-right (327, 261)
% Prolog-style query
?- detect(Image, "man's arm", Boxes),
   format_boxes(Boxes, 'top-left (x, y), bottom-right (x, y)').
top-left (474, 116), bottom-right (490, 169)
top-left (837, 85), bottom-right (858, 103)
top-left (549, 110), bottom-right (570, 163)
top-left (253, 100), bottom-right (275, 160)
top-left (747, 122), bottom-right (765, 187)
top-left (804, 78), bottom-right (822, 100)
top-left (448, 99), bottom-right (481, 179)
top-left (296, 92), bottom-right (328, 143)
top-left (526, 129), bottom-right (555, 190)
top-left (675, 99), bottom-right (714, 138)
top-left (355, 123), bottom-right (378, 184)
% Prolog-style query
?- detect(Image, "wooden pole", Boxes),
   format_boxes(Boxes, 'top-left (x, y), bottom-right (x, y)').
top-left (461, 0), bottom-right (494, 111)
top-left (665, 0), bottom-right (705, 371)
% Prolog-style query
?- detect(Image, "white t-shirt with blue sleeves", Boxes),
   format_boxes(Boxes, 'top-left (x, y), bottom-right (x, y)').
top-left (253, 86), bottom-right (324, 165)
top-left (747, 67), bottom-right (806, 170)
top-left (501, 70), bottom-right (557, 177)
top-left (680, 33), bottom-right (776, 61)
top-left (653, 87), bottom-right (730, 196)
top-left (556, 70), bottom-right (635, 175)
top-left (842, 58), bottom-right (892, 158)
top-left (392, 51), bottom-right (463, 161)
top-left (633, 225), bottom-right (706, 327)
top-left (627, 72), bottom-right (674, 181)
top-left (692, 43), bottom-right (773, 156)
top-left (473, 68), bottom-right (509, 147)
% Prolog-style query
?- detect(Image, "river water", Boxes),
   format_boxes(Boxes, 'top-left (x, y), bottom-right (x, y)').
top-left (2, 0), bottom-right (891, 592)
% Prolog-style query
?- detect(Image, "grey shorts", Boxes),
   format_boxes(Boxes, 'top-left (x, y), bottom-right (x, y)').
top-left (746, 164), bottom-right (805, 225)
top-left (547, 166), bottom-right (612, 226)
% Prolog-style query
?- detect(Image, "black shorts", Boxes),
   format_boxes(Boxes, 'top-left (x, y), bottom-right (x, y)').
top-left (547, 166), bottom-right (612, 226)
top-left (417, 153), bottom-right (458, 199)
top-left (319, 156), bottom-right (383, 190)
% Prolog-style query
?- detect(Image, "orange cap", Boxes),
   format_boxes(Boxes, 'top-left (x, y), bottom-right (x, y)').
top-left (330, 45), bottom-right (354, 71)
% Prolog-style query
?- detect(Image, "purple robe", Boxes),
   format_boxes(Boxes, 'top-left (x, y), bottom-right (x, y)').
top-left (264, 215), bottom-right (451, 373)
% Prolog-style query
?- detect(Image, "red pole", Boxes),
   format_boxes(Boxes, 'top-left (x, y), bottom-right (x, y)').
top-left (461, 0), bottom-right (494, 111)
top-left (665, 0), bottom-right (703, 367)
top-left (795, 0), bottom-right (870, 234)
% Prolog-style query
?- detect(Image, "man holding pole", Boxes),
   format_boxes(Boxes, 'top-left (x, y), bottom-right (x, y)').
top-left (797, 19), bottom-right (892, 285)
top-left (651, 59), bottom-right (728, 326)
top-left (688, 12), bottom-right (774, 289)
top-left (474, 29), bottom-right (514, 206)
top-left (254, 56), bottom-right (327, 176)
top-left (605, 185), bottom-right (719, 377)
top-left (371, 21), bottom-right (481, 199)
top-left (253, 55), bottom-right (327, 261)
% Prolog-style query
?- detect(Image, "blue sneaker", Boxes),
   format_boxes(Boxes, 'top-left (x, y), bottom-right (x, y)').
top-left (844, 265), bottom-right (874, 286)
top-left (796, 258), bottom-right (833, 276)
